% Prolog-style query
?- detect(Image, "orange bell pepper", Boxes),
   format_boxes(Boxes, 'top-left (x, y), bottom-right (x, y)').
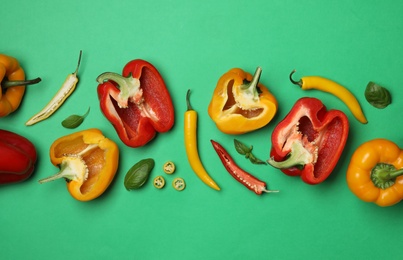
top-left (208, 67), bottom-right (278, 134)
top-left (346, 139), bottom-right (403, 207)
top-left (39, 128), bottom-right (119, 202)
top-left (0, 54), bottom-right (41, 117)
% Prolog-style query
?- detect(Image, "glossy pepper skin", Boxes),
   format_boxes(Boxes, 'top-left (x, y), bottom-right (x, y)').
top-left (38, 129), bottom-right (119, 201)
top-left (0, 129), bottom-right (37, 184)
top-left (0, 54), bottom-right (26, 117)
top-left (97, 59), bottom-right (174, 147)
top-left (347, 139), bottom-right (403, 207)
top-left (208, 67), bottom-right (278, 134)
top-left (267, 97), bottom-right (349, 184)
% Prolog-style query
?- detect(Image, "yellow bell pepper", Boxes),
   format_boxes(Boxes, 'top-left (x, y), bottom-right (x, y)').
top-left (208, 67), bottom-right (278, 134)
top-left (346, 139), bottom-right (403, 207)
top-left (38, 128), bottom-right (119, 202)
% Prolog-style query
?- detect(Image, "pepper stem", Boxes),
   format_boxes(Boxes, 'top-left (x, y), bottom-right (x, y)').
top-left (2, 77), bottom-right (42, 89)
top-left (38, 157), bottom-right (88, 184)
top-left (267, 141), bottom-right (313, 169)
top-left (186, 89), bottom-right (193, 111)
top-left (96, 72), bottom-right (141, 108)
top-left (289, 70), bottom-right (303, 87)
top-left (240, 67), bottom-right (262, 101)
top-left (371, 163), bottom-right (403, 189)
top-left (262, 188), bottom-right (280, 193)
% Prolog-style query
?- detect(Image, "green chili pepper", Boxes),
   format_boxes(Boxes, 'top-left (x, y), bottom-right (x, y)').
top-left (124, 158), bottom-right (155, 190)
top-left (365, 81), bottom-right (391, 109)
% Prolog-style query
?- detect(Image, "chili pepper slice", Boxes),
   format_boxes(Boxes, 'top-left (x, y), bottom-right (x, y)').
top-left (153, 176), bottom-right (165, 189)
top-left (184, 89), bottom-right (220, 191)
top-left (172, 177), bottom-right (185, 191)
top-left (211, 139), bottom-right (278, 195)
top-left (163, 161), bottom-right (176, 174)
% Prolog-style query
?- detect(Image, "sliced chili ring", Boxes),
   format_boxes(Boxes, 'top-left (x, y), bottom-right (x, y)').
top-left (163, 161), bottom-right (176, 174)
top-left (172, 177), bottom-right (185, 191)
top-left (153, 175), bottom-right (165, 189)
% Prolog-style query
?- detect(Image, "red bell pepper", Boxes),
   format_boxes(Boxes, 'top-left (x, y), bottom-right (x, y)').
top-left (267, 97), bottom-right (349, 184)
top-left (97, 59), bottom-right (175, 147)
top-left (0, 129), bottom-right (37, 184)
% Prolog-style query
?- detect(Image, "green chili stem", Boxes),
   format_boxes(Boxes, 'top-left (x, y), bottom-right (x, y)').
top-left (186, 89), bottom-right (193, 111)
top-left (2, 77), bottom-right (42, 89)
top-left (289, 70), bottom-right (303, 87)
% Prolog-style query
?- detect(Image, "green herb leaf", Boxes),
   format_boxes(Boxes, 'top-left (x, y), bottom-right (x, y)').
top-left (234, 139), bottom-right (266, 165)
top-left (365, 81), bottom-right (391, 109)
top-left (124, 158), bottom-right (155, 190)
top-left (61, 107), bottom-right (90, 129)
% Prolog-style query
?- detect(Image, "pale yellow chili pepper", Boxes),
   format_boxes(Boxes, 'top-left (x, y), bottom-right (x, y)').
top-left (26, 51), bottom-right (82, 126)
top-left (290, 70), bottom-right (367, 124)
top-left (184, 89), bottom-right (220, 191)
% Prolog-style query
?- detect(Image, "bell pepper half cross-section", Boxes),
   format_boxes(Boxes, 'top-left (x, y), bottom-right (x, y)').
top-left (267, 97), bottom-right (349, 185)
top-left (97, 59), bottom-right (175, 148)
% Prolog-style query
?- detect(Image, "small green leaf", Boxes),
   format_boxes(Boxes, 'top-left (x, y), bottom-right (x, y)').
top-left (365, 82), bottom-right (391, 109)
top-left (234, 139), bottom-right (251, 155)
top-left (124, 158), bottom-right (155, 190)
top-left (234, 139), bottom-right (266, 165)
top-left (61, 107), bottom-right (90, 129)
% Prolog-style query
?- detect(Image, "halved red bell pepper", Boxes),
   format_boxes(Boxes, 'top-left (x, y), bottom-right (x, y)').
top-left (0, 129), bottom-right (37, 184)
top-left (96, 59), bottom-right (175, 147)
top-left (267, 97), bottom-right (349, 184)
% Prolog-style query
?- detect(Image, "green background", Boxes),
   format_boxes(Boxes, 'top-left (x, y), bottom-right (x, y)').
top-left (2, 0), bottom-right (403, 259)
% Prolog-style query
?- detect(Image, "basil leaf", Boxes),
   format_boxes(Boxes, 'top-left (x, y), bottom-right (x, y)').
top-left (124, 158), bottom-right (155, 190)
top-left (234, 139), bottom-right (266, 165)
top-left (365, 81), bottom-right (391, 109)
top-left (61, 107), bottom-right (90, 129)
top-left (234, 139), bottom-right (250, 155)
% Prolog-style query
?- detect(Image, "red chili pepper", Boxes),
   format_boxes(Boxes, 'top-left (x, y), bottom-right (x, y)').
top-left (267, 97), bottom-right (349, 184)
top-left (0, 129), bottom-right (37, 184)
top-left (211, 139), bottom-right (278, 195)
top-left (97, 59), bottom-right (175, 147)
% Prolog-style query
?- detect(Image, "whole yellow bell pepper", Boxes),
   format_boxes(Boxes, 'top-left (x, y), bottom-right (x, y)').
top-left (346, 139), bottom-right (403, 207)
top-left (0, 54), bottom-right (41, 117)
top-left (208, 67), bottom-right (278, 134)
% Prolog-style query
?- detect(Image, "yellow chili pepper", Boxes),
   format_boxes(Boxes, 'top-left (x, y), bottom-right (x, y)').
top-left (184, 89), bottom-right (220, 191)
top-left (0, 54), bottom-right (41, 117)
top-left (38, 128), bottom-right (119, 201)
top-left (346, 139), bottom-right (403, 207)
top-left (290, 70), bottom-right (367, 124)
top-left (26, 50), bottom-right (82, 126)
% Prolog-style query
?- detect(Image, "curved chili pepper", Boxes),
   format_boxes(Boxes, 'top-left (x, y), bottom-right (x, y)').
top-left (184, 90), bottom-right (220, 191)
top-left (0, 129), bottom-right (37, 184)
top-left (290, 70), bottom-right (367, 124)
top-left (97, 59), bottom-right (174, 147)
top-left (0, 54), bottom-right (41, 117)
top-left (347, 139), bottom-right (403, 207)
top-left (211, 139), bottom-right (278, 195)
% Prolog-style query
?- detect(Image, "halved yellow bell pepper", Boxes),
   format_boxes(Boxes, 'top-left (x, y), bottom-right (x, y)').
top-left (39, 128), bottom-right (119, 201)
top-left (208, 67), bottom-right (277, 134)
